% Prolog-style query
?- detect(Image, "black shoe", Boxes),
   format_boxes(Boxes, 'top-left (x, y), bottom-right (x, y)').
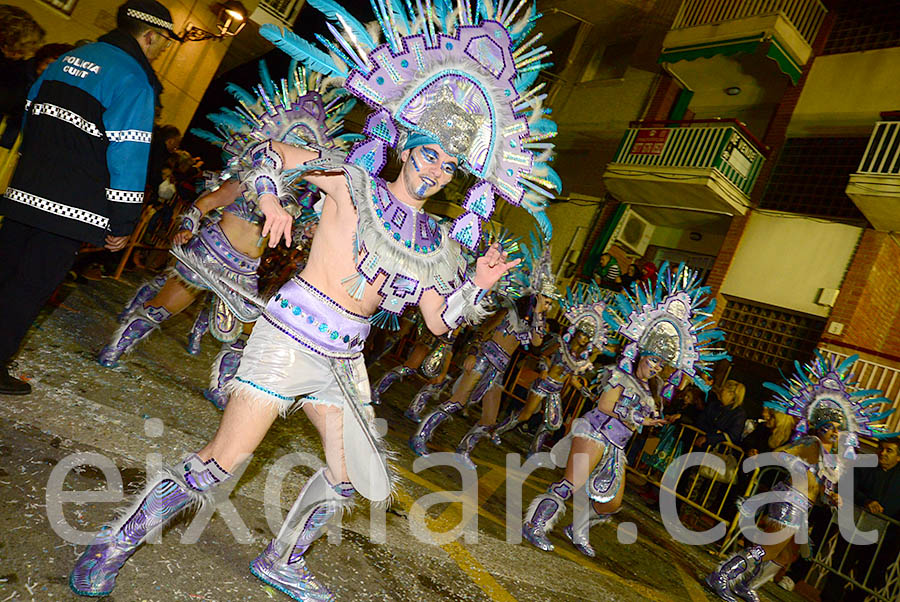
top-left (0, 366), bottom-right (31, 395)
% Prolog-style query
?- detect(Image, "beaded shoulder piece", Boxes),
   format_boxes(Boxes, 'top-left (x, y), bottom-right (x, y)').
top-left (286, 149), bottom-right (467, 329)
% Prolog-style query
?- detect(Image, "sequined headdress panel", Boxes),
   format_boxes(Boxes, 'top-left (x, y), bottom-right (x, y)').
top-left (259, 0), bottom-right (561, 248)
top-left (604, 262), bottom-right (730, 401)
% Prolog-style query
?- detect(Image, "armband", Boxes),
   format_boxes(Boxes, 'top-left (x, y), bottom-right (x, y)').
top-left (239, 140), bottom-right (292, 209)
top-left (441, 279), bottom-right (492, 330)
top-left (179, 204), bottom-right (203, 234)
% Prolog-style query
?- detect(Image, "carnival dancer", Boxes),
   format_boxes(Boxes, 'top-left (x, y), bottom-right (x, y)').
top-left (70, 1), bottom-right (560, 599)
top-left (97, 61), bottom-right (351, 381)
top-left (491, 282), bottom-right (602, 457)
top-left (412, 235), bottom-right (552, 465)
top-left (408, 235), bottom-right (548, 461)
top-left (706, 352), bottom-right (897, 601)
top-left (370, 311), bottom-right (455, 408)
top-left (522, 263), bottom-right (730, 557)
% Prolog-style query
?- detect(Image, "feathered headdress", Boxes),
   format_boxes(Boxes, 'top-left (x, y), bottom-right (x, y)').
top-left (190, 59), bottom-right (360, 166)
top-left (559, 280), bottom-right (609, 355)
top-left (763, 351), bottom-right (899, 449)
top-left (259, 0), bottom-right (560, 249)
top-left (603, 262), bottom-right (730, 401)
top-left (521, 230), bottom-right (557, 299)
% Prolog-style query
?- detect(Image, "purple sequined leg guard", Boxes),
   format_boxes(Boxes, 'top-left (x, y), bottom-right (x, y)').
top-left (371, 366), bottom-right (415, 405)
top-left (528, 424), bottom-right (557, 457)
top-left (70, 454), bottom-right (231, 597)
top-left (564, 506), bottom-right (616, 558)
top-left (117, 274), bottom-right (167, 323)
top-left (409, 401), bottom-right (463, 456)
top-left (203, 338), bottom-right (246, 410)
top-left (705, 545), bottom-right (765, 602)
top-left (98, 305), bottom-right (171, 368)
top-left (186, 304), bottom-right (211, 355)
top-left (455, 424), bottom-right (493, 470)
top-left (522, 479), bottom-right (572, 552)
top-left (491, 410), bottom-right (521, 443)
top-left (405, 382), bottom-right (442, 423)
top-left (250, 468), bottom-right (354, 602)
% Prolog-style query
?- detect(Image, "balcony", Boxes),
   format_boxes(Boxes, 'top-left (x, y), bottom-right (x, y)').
top-left (602, 119), bottom-right (767, 216)
top-left (846, 117), bottom-right (900, 231)
top-left (660, 0), bottom-right (828, 88)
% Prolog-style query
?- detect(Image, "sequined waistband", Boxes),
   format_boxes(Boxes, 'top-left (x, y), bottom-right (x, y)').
top-left (199, 222), bottom-right (259, 276)
top-left (481, 339), bottom-right (511, 372)
top-left (263, 277), bottom-right (370, 358)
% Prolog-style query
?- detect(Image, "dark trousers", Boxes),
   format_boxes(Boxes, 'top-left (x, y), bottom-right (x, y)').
top-left (0, 219), bottom-right (81, 363)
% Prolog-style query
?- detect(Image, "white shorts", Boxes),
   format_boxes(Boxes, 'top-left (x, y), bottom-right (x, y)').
top-left (229, 318), bottom-right (372, 415)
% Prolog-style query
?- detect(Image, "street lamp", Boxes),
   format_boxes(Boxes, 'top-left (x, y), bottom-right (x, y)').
top-left (181, 1), bottom-right (247, 42)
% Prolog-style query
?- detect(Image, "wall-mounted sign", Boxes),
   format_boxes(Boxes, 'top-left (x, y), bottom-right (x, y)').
top-left (630, 128), bottom-right (670, 156)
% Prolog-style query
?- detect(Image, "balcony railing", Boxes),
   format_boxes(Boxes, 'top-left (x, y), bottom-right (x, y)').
top-left (818, 346), bottom-right (900, 432)
top-left (857, 120), bottom-right (900, 176)
top-left (672, 0), bottom-right (827, 47)
top-left (611, 119), bottom-right (767, 197)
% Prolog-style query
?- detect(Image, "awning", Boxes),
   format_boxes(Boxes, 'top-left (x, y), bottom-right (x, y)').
top-left (659, 35), bottom-right (802, 85)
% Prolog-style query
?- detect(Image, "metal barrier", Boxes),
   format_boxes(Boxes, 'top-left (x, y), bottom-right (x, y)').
top-left (806, 506), bottom-right (900, 601)
top-left (627, 422), bottom-right (746, 534)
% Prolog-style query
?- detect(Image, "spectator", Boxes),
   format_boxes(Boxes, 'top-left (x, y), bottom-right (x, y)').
top-left (146, 123), bottom-right (180, 194)
top-left (170, 149), bottom-right (203, 202)
top-left (819, 438), bottom-right (900, 601)
top-left (741, 406), bottom-right (795, 457)
top-left (32, 42), bottom-right (75, 77)
top-left (694, 379), bottom-right (747, 448)
top-left (621, 262), bottom-right (641, 292)
top-left (0, 5), bottom-right (46, 149)
top-left (596, 252), bottom-right (622, 290)
top-left (856, 437), bottom-right (900, 518)
top-left (668, 384), bottom-right (705, 425)
top-left (641, 259), bottom-right (658, 286)
top-left (0, 0), bottom-right (177, 395)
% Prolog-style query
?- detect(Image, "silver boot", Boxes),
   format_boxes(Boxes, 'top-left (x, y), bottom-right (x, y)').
top-left (250, 468), bottom-right (355, 602)
top-left (705, 545), bottom-right (765, 602)
top-left (563, 506), bottom-right (616, 557)
top-left (98, 305), bottom-right (171, 367)
top-left (522, 479), bottom-right (573, 552)
top-left (70, 454), bottom-right (231, 596)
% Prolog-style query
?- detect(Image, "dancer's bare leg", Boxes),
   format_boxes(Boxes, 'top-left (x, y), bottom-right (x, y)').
top-left (518, 390), bottom-right (544, 422)
top-left (564, 436), bottom-right (604, 489)
top-left (146, 277), bottom-right (200, 316)
top-left (196, 390), bottom-right (279, 471)
top-left (479, 388), bottom-right (502, 426)
top-left (302, 403), bottom-right (348, 482)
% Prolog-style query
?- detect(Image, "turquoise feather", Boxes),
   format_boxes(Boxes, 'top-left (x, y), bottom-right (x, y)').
top-left (308, 0), bottom-right (377, 49)
top-left (225, 83), bottom-right (256, 106)
top-left (259, 25), bottom-right (347, 78)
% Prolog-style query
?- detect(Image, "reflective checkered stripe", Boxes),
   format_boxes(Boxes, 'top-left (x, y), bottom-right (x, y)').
top-left (5, 187), bottom-right (109, 229)
top-left (125, 8), bottom-right (173, 31)
top-left (30, 102), bottom-right (104, 138)
top-left (106, 188), bottom-right (144, 203)
top-left (107, 129), bottom-right (152, 143)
